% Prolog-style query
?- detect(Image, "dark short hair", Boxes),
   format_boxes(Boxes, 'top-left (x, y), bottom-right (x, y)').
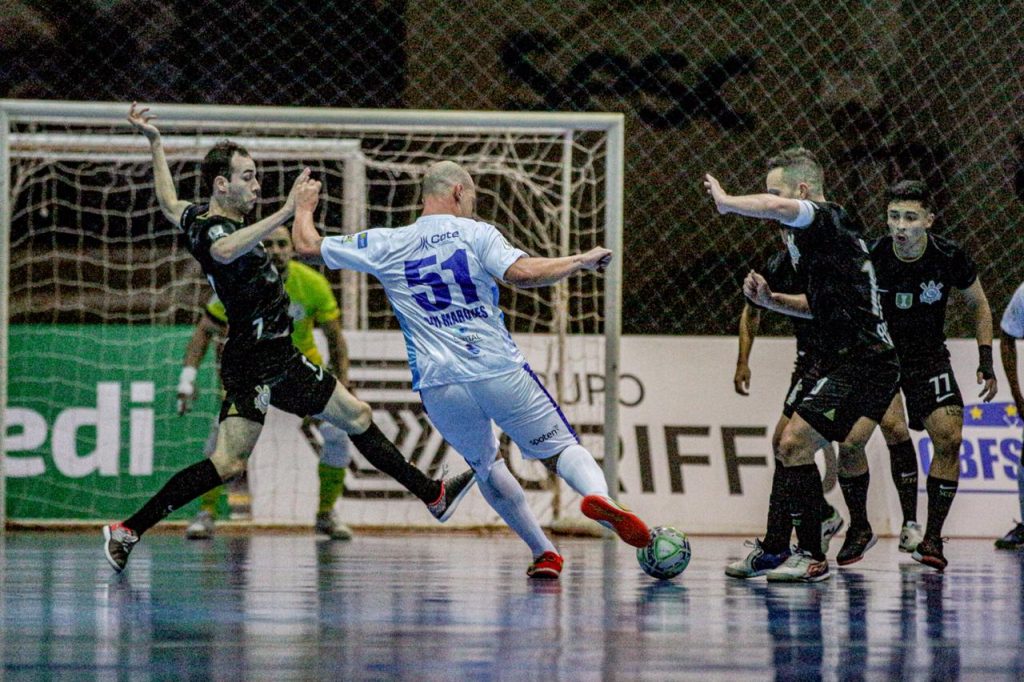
top-left (201, 140), bottom-right (250, 195)
top-left (887, 179), bottom-right (931, 211)
top-left (767, 146), bottom-right (824, 190)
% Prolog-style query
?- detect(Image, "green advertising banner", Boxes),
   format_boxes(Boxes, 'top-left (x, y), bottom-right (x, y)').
top-left (5, 325), bottom-right (220, 520)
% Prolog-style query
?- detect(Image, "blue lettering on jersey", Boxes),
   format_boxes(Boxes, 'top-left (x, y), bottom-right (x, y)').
top-left (423, 306), bottom-right (490, 328)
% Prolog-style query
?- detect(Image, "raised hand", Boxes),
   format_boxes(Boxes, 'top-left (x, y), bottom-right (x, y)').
top-left (127, 101), bottom-right (161, 142)
top-left (703, 174), bottom-right (730, 214)
top-left (283, 167), bottom-right (314, 214)
top-left (580, 247), bottom-right (613, 271)
top-left (294, 176), bottom-right (322, 214)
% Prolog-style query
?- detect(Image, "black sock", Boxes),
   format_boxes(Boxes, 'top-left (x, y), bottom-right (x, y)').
top-left (763, 462), bottom-right (794, 554)
top-left (925, 476), bottom-right (958, 540)
top-left (889, 440), bottom-right (918, 524)
top-left (349, 422), bottom-right (441, 503)
top-left (789, 464), bottom-right (825, 560)
top-left (839, 471), bottom-right (871, 530)
top-left (124, 459), bottom-right (223, 536)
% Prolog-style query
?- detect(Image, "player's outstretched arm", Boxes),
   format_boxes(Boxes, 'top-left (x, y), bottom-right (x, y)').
top-left (291, 177), bottom-right (326, 264)
top-left (128, 102), bottom-right (190, 225)
top-left (743, 270), bottom-right (812, 319)
top-left (703, 174), bottom-right (803, 223)
top-left (209, 169), bottom-right (312, 264)
top-left (503, 247), bottom-right (612, 288)
top-left (735, 303), bottom-right (760, 396)
top-left (962, 277), bottom-right (997, 400)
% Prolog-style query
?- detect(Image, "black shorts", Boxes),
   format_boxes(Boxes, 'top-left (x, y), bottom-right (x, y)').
top-left (794, 348), bottom-right (900, 443)
top-left (900, 353), bottom-right (963, 431)
top-left (219, 339), bottom-right (336, 424)
top-left (782, 363), bottom-right (819, 419)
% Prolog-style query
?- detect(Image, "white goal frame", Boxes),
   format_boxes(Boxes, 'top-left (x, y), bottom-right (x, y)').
top-left (0, 100), bottom-right (625, 530)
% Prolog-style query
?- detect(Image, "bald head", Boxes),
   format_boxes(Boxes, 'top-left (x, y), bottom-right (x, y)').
top-left (420, 160), bottom-right (477, 217)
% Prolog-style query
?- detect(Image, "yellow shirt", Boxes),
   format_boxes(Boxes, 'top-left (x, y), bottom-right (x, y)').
top-left (207, 261), bottom-right (340, 366)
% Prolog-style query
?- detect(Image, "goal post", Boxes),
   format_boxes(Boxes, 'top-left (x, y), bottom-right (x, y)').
top-left (0, 100), bottom-right (624, 529)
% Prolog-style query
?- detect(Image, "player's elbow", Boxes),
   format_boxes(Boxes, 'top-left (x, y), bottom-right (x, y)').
top-left (209, 241), bottom-right (237, 264)
top-left (293, 237), bottom-right (321, 259)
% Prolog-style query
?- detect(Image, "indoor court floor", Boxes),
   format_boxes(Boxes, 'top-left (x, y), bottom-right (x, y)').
top-left (2, 531), bottom-right (1022, 680)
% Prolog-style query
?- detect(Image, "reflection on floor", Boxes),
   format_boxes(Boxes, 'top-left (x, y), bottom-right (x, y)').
top-left (2, 532), bottom-right (1022, 680)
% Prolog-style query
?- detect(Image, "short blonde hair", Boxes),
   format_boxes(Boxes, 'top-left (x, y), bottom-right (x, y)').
top-left (422, 161), bottom-right (473, 198)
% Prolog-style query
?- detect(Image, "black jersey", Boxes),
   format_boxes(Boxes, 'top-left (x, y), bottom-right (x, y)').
top-left (180, 204), bottom-right (293, 354)
top-left (869, 233), bottom-right (977, 360)
top-left (784, 201), bottom-right (893, 356)
top-left (760, 250), bottom-right (820, 371)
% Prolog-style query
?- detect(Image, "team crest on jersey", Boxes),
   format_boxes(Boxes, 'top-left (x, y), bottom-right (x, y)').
top-left (254, 384), bottom-right (271, 414)
top-left (919, 280), bottom-right (943, 304)
top-left (785, 232), bottom-right (801, 267)
top-left (357, 232), bottom-right (368, 249)
top-left (895, 292), bottom-right (913, 309)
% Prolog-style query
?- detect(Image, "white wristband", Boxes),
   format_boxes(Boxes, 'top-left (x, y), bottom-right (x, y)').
top-left (177, 366), bottom-right (198, 395)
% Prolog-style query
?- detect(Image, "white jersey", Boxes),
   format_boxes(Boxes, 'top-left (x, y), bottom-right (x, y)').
top-left (1001, 281), bottom-right (1024, 338)
top-left (320, 215), bottom-right (528, 390)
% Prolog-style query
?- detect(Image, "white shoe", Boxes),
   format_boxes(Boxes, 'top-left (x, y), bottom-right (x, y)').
top-left (820, 506), bottom-right (845, 554)
top-left (184, 510), bottom-right (215, 540)
top-left (899, 521), bottom-right (924, 553)
top-left (766, 548), bottom-right (830, 583)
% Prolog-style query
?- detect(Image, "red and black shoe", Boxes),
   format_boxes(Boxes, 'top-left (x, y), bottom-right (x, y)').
top-left (912, 536), bottom-right (948, 571)
top-left (580, 495), bottom-right (651, 548)
top-left (527, 551), bottom-right (564, 579)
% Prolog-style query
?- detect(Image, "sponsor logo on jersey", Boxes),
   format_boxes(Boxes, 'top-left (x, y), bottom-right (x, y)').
top-left (254, 384), bottom-right (271, 414)
top-left (530, 425), bottom-right (560, 446)
top-left (417, 230), bottom-right (461, 250)
top-left (896, 292), bottom-right (913, 309)
top-left (416, 235), bottom-right (431, 252)
top-left (288, 301), bottom-right (306, 321)
top-left (208, 225), bottom-right (228, 241)
top-left (919, 280), bottom-right (943, 304)
top-left (357, 232), bottom-right (368, 249)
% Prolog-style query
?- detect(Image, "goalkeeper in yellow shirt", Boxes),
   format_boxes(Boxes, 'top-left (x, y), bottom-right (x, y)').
top-left (176, 226), bottom-right (354, 540)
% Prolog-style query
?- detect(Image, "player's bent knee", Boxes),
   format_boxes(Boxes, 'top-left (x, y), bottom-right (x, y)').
top-left (209, 451), bottom-right (248, 481)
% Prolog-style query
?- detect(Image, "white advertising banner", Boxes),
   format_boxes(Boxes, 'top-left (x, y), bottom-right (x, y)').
top-left (249, 333), bottom-right (1021, 538)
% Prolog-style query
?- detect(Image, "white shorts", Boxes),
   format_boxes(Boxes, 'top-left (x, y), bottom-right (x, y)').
top-left (419, 364), bottom-right (579, 481)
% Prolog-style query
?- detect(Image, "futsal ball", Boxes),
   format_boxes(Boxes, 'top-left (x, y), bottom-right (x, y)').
top-left (636, 526), bottom-right (691, 580)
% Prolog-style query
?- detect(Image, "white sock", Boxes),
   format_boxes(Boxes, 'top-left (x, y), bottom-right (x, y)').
top-left (555, 444), bottom-right (609, 498)
top-left (476, 460), bottom-right (556, 558)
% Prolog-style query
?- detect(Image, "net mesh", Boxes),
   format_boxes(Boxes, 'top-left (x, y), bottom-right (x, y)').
top-left (4, 121), bottom-right (611, 524)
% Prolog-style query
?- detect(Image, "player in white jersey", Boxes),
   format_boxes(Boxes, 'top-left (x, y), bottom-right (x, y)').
top-left (291, 160), bottom-right (652, 579)
top-left (996, 281), bottom-right (1024, 549)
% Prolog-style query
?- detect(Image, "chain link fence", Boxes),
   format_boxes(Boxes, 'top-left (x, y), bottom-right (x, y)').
top-left (3, 0), bottom-right (1023, 336)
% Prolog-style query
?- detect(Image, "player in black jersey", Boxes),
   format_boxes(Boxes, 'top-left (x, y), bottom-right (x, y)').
top-left (705, 147), bottom-right (900, 582)
top-left (726, 231), bottom-right (844, 579)
top-left (841, 180), bottom-right (996, 569)
top-left (102, 104), bottom-right (476, 572)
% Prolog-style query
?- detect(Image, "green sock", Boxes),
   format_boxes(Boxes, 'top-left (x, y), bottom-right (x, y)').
top-left (318, 463), bottom-right (346, 514)
top-left (199, 485), bottom-right (223, 517)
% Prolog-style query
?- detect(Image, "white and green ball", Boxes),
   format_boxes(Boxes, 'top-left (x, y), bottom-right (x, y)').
top-left (636, 526), bottom-right (691, 580)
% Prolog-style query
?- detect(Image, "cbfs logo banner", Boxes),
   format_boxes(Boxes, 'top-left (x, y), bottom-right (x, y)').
top-left (915, 401), bottom-right (1022, 536)
top-left (4, 325), bottom-right (219, 520)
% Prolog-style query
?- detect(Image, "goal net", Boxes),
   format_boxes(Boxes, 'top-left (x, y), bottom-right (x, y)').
top-left (0, 102), bottom-right (623, 530)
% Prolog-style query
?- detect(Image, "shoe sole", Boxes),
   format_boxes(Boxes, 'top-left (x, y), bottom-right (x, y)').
top-left (911, 551), bottom-right (947, 571)
top-left (767, 570), bottom-right (831, 583)
top-left (102, 525), bottom-right (124, 573)
top-left (898, 540), bottom-right (921, 553)
top-left (580, 495), bottom-right (651, 548)
top-left (836, 534), bottom-right (878, 566)
top-left (724, 567), bottom-right (768, 579)
top-left (436, 474), bottom-right (478, 523)
top-left (528, 568), bottom-right (561, 580)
